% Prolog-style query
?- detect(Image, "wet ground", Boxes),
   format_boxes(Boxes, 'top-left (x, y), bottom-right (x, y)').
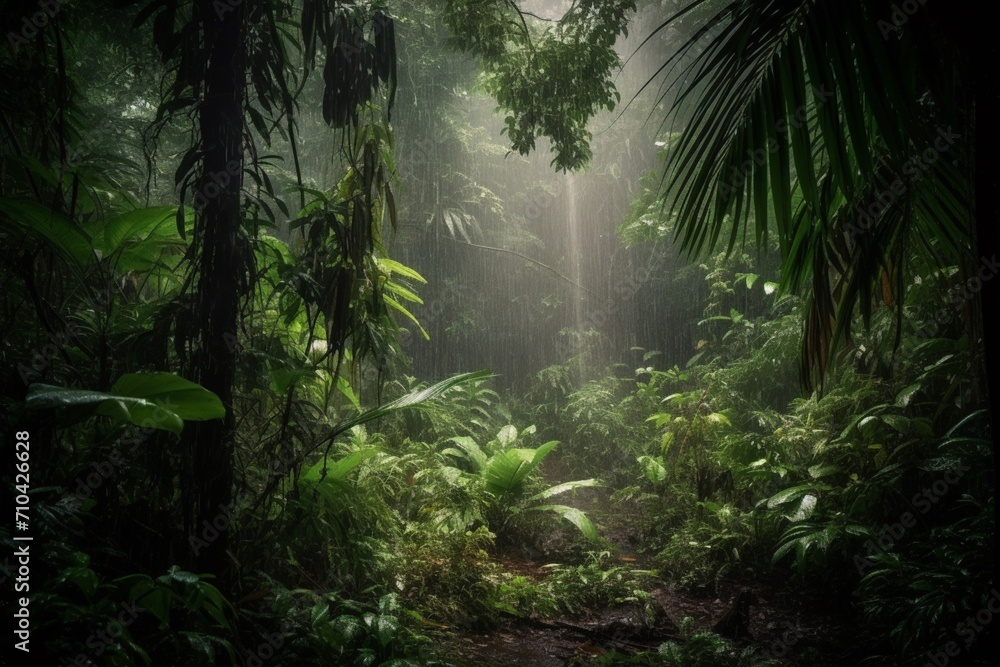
top-left (438, 583), bottom-right (862, 667)
top-left (434, 481), bottom-right (865, 667)
top-left (444, 622), bottom-right (591, 667)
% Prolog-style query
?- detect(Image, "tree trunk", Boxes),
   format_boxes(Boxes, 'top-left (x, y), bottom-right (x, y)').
top-left (183, 0), bottom-right (245, 583)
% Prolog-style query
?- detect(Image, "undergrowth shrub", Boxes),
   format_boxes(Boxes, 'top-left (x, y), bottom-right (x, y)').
top-left (543, 550), bottom-right (657, 616)
top-left (395, 525), bottom-right (500, 627)
top-left (248, 582), bottom-right (448, 667)
top-left (2, 489), bottom-right (237, 666)
top-left (652, 505), bottom-right (754, 591)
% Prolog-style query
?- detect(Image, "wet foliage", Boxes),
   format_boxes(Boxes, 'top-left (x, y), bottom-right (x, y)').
top-left (0, 1), bottom-right (991, 666)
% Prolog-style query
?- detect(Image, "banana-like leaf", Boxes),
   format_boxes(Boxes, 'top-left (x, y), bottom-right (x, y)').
top-left (385, 295), bottom-right (429, 340)
top-left (108, 373), bottom-right (226, 421)
top-left (530, 504), bottom-right (598, 542)
top-left (766, 483), bottom-right (818, 509)
top-left (298, 448), bottom-right (378, 504)
top-left (783, 494), bottom-right (817, 522)
top-left (495, 424), bottom-right (518, 447)
top-left (443, 436), bottom-right (488, 472)
top-left (378, 257), bottom-right (426, 284)
top-left (26, 373), bottom-right (225, 435)
top-left (894, 383), bottom-right (923, 408)
top-left (637, 455), bottom-right (668, 484)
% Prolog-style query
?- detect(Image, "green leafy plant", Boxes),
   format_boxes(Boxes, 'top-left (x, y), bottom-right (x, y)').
top-left (395, 525), bottom-right (501, 626)
top-left (543, 550), bottom-right (655, 616)
top-left (653, 630), bottom-right (776, 667)
top-left (255, 585), bottom-right (447, 667)
top-left (442, 0), bottom-right (636, 170)
top-left (490, 574), bottom-right (560, 619)
top-left (7, 495), bottom-right (235, 667)
top-left (653, 504), bottom-right (756, 591)
top-left (441, 424), bottom-right (601, 542)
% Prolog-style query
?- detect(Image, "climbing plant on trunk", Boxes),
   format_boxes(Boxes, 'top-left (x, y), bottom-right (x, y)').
top-left (131, 0), bottom-right (403, 581)
top-left (182, 0), bottom-right (247, 579)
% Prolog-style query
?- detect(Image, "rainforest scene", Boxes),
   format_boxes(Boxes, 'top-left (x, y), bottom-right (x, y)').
top-left (0, 1), bottom-right (995, 665)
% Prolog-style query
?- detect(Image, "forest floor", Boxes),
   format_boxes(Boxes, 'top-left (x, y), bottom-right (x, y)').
top-left (436, 482), bottom-right (867, 666)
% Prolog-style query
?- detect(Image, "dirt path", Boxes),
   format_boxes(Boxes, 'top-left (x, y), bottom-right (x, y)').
top-left (443, 621), bottom-right (590, 667)
top-left (435, 479), bottom-right (863, 666)
top-left (441, 599), bottom-right (858, 666)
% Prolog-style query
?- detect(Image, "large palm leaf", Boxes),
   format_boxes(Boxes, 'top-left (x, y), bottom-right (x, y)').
top-left (648, 0), bottom-right (973, 387)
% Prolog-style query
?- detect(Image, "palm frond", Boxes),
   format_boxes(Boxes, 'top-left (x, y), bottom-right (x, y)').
top-left (651, 0), bottom-right (973, 387)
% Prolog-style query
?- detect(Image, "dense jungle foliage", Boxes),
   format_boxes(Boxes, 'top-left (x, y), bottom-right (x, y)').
top-left (0, 0), bottom-right (994, 666)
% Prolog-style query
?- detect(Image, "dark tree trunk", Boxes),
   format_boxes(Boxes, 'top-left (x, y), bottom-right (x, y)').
top-left (183, 0), bottom-right (245, 583)
top-left (971, 4), bottom-right (1000, 609)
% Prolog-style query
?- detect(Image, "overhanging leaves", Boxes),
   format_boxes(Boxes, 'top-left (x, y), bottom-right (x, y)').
top-left (26, 373), bottom-right (226, 435)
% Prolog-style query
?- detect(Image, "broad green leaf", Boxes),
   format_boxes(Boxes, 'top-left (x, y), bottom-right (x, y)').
top-left (337, 375), bottom-right (361, 410)
top-left (375, 616), bottom-right (398, 647)
top-left (807, 464), bottom-right (839, 479)
top-left (445, 436), bottom-right (487, 471)
top-left (378, 258), bottom-right (426, 283)
top-left (856, 415), bottom-right (880, 435)
top-left (531, 504), bottom-right (598, 541)
top-left (638, 455), bottom-right (667, 484)
top-left (137, 587), bottom-right (172, 626)
top-left (705, 412), bottom-right (731, 428)
top-left (96, 206), bottom-right (178, 254)
top-left (333, 615), bottom-right (363, 643)
top-left (0, 198), bottom-right (94, 268)
top-left (881, 414), bottom-right (910, 434)
top-left (385, 280), bottom-right (423, 304)
top-left (25, 373), bottom-right (225, 435)
top-left (645, 412), bottom-right (672, 428)
top-left (484, 441), bottom-right (559, 498)
top-left (385, 296), bottom-right (429, 340)
top-left (303, 448), bottom-right (378, 484)
top-left (311, 604), bottom-right (330, 627)
top-left (529, 479), bottom-right (600, 502)
top-left (496, 424), bottom-right (518, 447)
top-left (110, 373), bottom-right (226, 422)
top-left (484, 450), bottom-right (531, 498)
top-left (895, 383), bottom-right (922, 407)
top-left (784, 494), bottom-right (817, 522)
top-left (767, 484), bottom-right (816, 509)
top-left (182, 632), bottom-right (216, 663)
top-left (269, 367), bottom-right (315, 394)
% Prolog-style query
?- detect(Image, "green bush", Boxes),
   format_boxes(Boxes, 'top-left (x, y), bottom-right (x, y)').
top-left (395, 525), bottom-right (500, 627)
top-left (544, 551), bottom-right (656, 616)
